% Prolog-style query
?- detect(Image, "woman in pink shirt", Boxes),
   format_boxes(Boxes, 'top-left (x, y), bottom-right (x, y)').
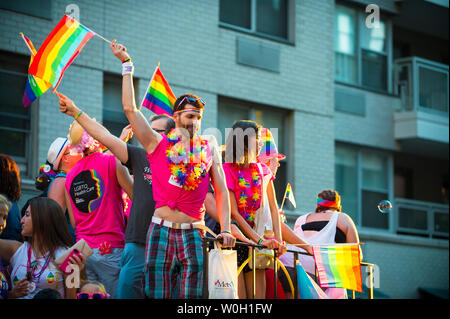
top-left (222, 120), bottom-right (286, 299)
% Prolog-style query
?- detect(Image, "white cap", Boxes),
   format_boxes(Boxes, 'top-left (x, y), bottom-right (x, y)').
top-left (47, 137), bottom-right (69, 171)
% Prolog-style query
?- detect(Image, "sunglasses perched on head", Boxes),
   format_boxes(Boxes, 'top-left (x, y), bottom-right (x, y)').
top-left (77, 292), bottom-right (110, 299)
top-left (175, 96), bottom-right (206, 112)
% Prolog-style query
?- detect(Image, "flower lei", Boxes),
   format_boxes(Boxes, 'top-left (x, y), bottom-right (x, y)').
top-left (73, 130), bottom-right (101, 154)
top-left (165, 130), bottom-right (208, 191)
top-left (235, 163), bottom-right (262, 228)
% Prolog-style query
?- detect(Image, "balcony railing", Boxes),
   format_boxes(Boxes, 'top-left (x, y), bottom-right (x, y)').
top-left (394, 198), bottom-right (449, 239)
top-left (394, 57), bottom-right (449, 115)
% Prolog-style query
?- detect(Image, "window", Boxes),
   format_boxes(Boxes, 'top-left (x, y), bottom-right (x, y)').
top-left (218, 97), bottom-right (291, 205)
top-left (335, 147), bottom-right (358, 223)
top-left (0, 51), bottom-right (35, 177)
top-left (219, 0), bottom-right (291, 42)
top-left (335, 144), bottom-right (391, 230)
top-left (102, 73), bottom-right (138, 143)
top-left (0, 0), bottom-right (52, 20)
top-left (335, 4), bottom-right (390, 92)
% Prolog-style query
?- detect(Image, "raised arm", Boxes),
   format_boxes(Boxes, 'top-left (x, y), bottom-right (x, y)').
top-left (109, 41), bottom-right (162, 154)
top-left (57, 92), bottom-right (129, 164)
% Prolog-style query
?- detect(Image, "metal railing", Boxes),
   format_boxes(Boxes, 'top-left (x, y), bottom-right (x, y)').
top-left (202, 237), bottom-right (375, 299)
top-left (394, 56), bottom-right (449, 115)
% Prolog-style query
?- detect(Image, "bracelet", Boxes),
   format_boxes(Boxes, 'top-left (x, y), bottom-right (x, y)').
top-left (74, 111), bottom-right (83, 120)
top-left (121, 57), bottom-right (131, 63)
top-left (257, 238), bottom-right (264, 245)
top-left (122, 61), bottom-right (134, 75)
top-left (221, 230), bottom-right (231, 235)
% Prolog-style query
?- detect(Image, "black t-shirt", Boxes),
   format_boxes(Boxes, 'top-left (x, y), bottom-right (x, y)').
top-left (123, 144), bottom-right (156, 245)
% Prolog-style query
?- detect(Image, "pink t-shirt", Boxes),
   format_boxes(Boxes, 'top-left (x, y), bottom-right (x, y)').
top-left (223, 162), bottom-right (274, 226)
top-left (146, 135), bottom-right (212, 220)
top-left (65, 152), bottom-right (125, 248)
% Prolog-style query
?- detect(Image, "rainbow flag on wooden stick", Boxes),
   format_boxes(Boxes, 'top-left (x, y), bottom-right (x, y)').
top-left (20, 33), bottom-right (52, 107)
top-left (28, 15), bottom-right (95, 91)
top-left (312, 244), bottom-right (363, 292)
top-left (141, 65), bottom-right (176, 116)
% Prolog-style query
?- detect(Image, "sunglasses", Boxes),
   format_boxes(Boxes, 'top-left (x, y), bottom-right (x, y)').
top-left (175, 96), bottom-right (206, 112)
top-left (77, 292), bottom-right (110, 299)
top-left (153, 129), bottom-right (166, 133)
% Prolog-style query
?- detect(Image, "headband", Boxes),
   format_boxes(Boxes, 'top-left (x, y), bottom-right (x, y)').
top-left (316, 197), bottom-right (341, 211)
top-left (173, 109), bottom-right (203, 116)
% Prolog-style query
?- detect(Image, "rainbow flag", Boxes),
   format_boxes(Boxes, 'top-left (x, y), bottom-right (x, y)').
top-left (28, 15), bottom-right (95, 91)
top-left (141, 65), bottom-right (176, 116)
top-left (296, 262), bottom-right (329, 299)
top-left (312, 244), bottom-right (363, 293)
top-left (284, 183), bottom-right (296, 208)
top-left (20, 33), bottom-right (52, 107)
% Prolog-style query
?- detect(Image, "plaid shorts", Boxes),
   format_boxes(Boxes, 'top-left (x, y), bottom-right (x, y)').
top-left (143, 222), bottom-right (204, 299)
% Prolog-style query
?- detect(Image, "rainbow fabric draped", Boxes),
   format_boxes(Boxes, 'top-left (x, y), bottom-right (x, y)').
top-left (28, 15), bottom-right (95, 91)
top-left (312, 244), bottom-right (363, 293)
top-left (21, 34), bottom-right (52, 107)
top-left (141, 65), bottom-right (176, 116)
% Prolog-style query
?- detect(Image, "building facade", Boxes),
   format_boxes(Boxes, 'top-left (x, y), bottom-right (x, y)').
top-left (0, 0), bottom-right (448, 298)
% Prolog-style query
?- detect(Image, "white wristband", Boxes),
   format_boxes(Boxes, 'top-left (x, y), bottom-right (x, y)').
top-left (122, 62), bottom-right (134, 75)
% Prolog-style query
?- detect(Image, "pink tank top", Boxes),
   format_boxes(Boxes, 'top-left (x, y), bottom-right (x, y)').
top-left (65, 152), bottom-right (125, 248)
top-left (147, 135), bottom-right (212, 220)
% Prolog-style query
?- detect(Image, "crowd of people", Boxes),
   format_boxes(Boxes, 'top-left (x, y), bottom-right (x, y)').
top-left (0, 41), bottom-right (361, 300)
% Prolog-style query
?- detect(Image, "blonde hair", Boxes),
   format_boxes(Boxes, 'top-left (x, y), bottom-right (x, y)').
top-left (79, 280), bottom-right (107, 294)
top-left (0, 194), bottom-right (12, 212)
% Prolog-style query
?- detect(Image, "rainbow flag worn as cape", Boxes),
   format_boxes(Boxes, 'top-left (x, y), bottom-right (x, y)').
top-left (28, 15), bottom-right (95, 91)
top-left (141, 65), bottom-right (176, 116)
top-left (20, 34), bottom-right (52, 107)
top-left (312, 244), bottom-right (363, 293)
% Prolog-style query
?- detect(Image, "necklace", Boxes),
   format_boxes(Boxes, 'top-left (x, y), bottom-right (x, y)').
top-left (26, 244), bottom-right (51, 292)
top-left (235, 163), bottom-right (262, 227)
top-left (166, 130), bottom-right (208, 191)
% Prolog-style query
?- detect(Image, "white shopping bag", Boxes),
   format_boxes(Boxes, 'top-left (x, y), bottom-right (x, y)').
top-left (208, 242), bottom-right (238, 299)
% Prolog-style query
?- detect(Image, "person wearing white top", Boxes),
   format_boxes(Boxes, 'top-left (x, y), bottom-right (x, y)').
top-left (0, 197), bottom-right (85, 299)
top-left (278, 189), bottom-right (362, 299)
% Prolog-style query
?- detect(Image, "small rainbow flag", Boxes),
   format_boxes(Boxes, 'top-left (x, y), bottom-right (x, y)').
top-left (284, 183), bottom-right (296, 208)
top-left (20, 33), bottom-right (52, 107)
top-left (141, 65), bottom-right (176, 116)
top-left (312, 244), bottom-right (363, 293)
top-left (28, 15), bottom-right (95, 91)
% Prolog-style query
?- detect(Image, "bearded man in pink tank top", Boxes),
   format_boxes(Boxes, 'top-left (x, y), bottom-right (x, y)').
top-left (110, 41), bottom-right (236, 299)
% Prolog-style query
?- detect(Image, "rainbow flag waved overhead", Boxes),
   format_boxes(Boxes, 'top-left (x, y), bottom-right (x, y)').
top-left (28, 15), bottom-right (95, 91)
top-left (285, 183), bottom-right (296, 208)
top-left (312, 244), bottom-right (363, 293)
top-left (141, 65), bottom-right (176, 116)
top-left (20, 33), bottom-right (52, 107)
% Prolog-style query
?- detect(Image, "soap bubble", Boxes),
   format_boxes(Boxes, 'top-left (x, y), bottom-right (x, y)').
top-left (377, 200), bottom-right (392, 214)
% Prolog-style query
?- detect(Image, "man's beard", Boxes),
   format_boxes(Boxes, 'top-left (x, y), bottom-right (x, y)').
top-left (177, 120), bottom-right (197, 139)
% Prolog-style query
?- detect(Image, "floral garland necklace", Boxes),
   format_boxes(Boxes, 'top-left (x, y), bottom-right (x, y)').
top-left (166, 130), bottom-right (208, 191)
top-left (235, 163), bottom-right (262, 228)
